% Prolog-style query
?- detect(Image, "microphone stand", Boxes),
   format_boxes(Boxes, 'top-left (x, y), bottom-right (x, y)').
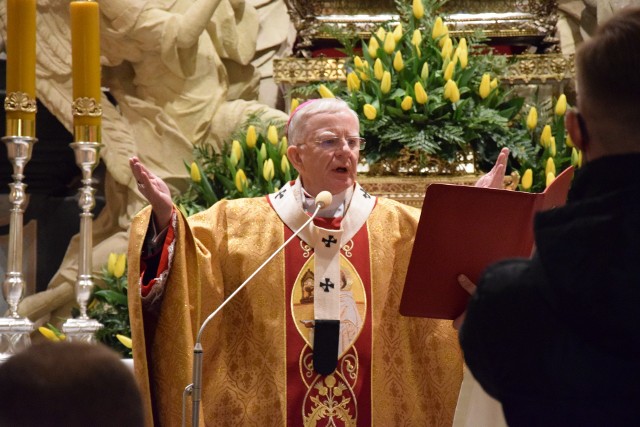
top-left (183, 198), bottom-right (329, 427)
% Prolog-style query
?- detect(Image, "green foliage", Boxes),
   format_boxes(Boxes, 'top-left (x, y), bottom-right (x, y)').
top-left (297, 0), bottom-right (538, 174)
top-left (174, 113), bottom-right (298, 214)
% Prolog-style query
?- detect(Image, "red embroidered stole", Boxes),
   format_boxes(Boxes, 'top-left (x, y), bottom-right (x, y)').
top-left (284, 217), bottom-right (373, 426)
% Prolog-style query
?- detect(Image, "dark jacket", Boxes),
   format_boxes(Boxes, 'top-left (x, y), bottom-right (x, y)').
top-left (460, 154), bottom-right (640, 427)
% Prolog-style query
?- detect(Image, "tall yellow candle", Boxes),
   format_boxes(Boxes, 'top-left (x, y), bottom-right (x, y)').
top-left (70, 0), bottom-right (102, 140)
top-left (5, 0), bottom-right (37, 137)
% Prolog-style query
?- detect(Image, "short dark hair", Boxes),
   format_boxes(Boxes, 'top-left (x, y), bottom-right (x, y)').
top-left (0, 342), bottom-right (145, 427)
top-left (576, 7), bottom-right (640, 131)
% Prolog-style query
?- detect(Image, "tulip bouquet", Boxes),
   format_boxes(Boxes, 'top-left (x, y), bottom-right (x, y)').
top-left (175, 114), bottom-right (297, 215)
top-left (81, 253), bottom-right (132, 357)
top-left (42, 253), bottom-right (132, 356)
top-left (517, 94), bottom-right (581, 192)
top-left (298, 0), bottom-right (533, 174)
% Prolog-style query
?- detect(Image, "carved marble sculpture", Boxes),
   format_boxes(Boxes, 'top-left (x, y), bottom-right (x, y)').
top-left (0, 0), bottom-right (289, 324)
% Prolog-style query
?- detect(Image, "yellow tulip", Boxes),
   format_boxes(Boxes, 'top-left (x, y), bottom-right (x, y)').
top-left (259, 143), bottom-right (267, 160)
top-left (411, 29), bottom-right (422, 46)
top-left (280, 136), bottom-right (288, 155)
top-left (546, 171), bottom-right (556, 188)
top-left (571, 147), bottom-right (580, 166)
top-left (578, 149), bottom-right (583, 167)
top-left (114, 253), bottom-right (126, 279)
top-left (566, 132), bottom-right (574, 148)
top-left (374, 58), bottom-right (384, 80)
top-left (415, 45), bottom-right (422, 58)
top-left (246, 125), bottom-right (257, 148)
top-left (441, 37), bottom-right (453, 59)
top-left (413, 0), bottom-right (424, 19)
top-left (545, 157), bottom-right (556, 177)
top-left (107, 252), bottom-right (117, 276)
top-left (526, 107), bottom-right (538, 130)
top-left (380, 71), bottom-right (392, 94)
top-left (289, 98), bottom-right (299, 115)
top-left (232, 139), bottom-right (243, 160)
top-left (479, 73), bottom-right (491, 99)
top-left (555, 94), bottom-right (567, 116)
top-left (368, 37), bottom-right (379, 58)
top-left (414, 81), bottom-right (428, 104)
top-left (359, 62), bottom-right (370, 81)
top-left (445, 80), bottom-right (460, 103)
top-left (458, 47), bottom-right (468, 69)
top-left (550, 136), bottom-right (557, 157)
top-left (521, 168), bottom-right (533, 191)
top-left (281, 155), bottom-right (290, 174)
top-left (393, 51), bottom-right (404, 72)
top-left (353, 56), bottom-right (364, 70)
top-left (383, 33), bottom-right (396, 54)
top-left (263, 159), bottom-right (275, 181)
top-left (235, 169), bottom-right (247, 192)
top-left (363, 104), bottom-right (377, 120)
top-left (375, 27), bottom-right (386, 41)
top-left (190, 161), bottom-right (201, 183)
top-left (401, 95), bottom-right (413, 111)
top-left (347, 72), bottom-right (361, 92)
top-left (443, 61), bottom-right (455, 81)
top-left (459, 37), bottom-right (467, 52)
top-left (490, 78), bottom-right (499, 89)
top-left (420, 62), bottom-right (429, 80)
top-left (116, 334), bottom-right (133, 349)
top-left (392, 24), bottom-right (403, 42)
top-left (267, 125), bottom-right (279, 145)
top-left (39, 326), bottom-right (60, 342)
top-left (318, 84), bottom-right (335, 98)
top-left (540, 124), bottom-right (552, 147)
top-left (432, 17), bottom-right (444, 40)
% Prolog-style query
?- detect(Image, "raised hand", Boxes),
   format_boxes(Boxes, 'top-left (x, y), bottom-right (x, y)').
top-left (474, 148), bottom-right (509, 189)
top-left (129, 156), bottom-right (173, 229)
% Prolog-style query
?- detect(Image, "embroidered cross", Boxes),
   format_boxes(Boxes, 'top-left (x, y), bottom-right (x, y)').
top-left (322, 235), bottom-right (337, 248)
top-left (275, 188), bottom-right (287, 199)
top-left (360, 188), bottom-right (371, 199)
top-left (319, 278), bottom-right (335, 292)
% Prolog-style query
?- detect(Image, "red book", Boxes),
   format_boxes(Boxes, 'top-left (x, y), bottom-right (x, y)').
top-left (400, 166), bottom-right (574, 320)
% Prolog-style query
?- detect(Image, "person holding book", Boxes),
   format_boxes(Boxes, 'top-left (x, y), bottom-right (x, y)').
top-left (458, 7), bottom-right (640, 425)
top-left (127, 97), bottom-right (509, 426)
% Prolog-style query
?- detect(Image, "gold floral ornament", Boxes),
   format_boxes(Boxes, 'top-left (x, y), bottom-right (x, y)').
top-left (302, 0), bottom-right (535, 174)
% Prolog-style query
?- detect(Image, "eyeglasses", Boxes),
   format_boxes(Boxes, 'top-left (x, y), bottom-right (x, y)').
top-left (308, 136), bottom-right (366, 151)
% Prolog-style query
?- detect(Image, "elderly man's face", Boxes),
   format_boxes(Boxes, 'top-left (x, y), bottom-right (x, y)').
top-left (288, 109), bottom-right (360, 196)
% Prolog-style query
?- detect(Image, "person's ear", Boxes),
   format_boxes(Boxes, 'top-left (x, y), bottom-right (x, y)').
top-left (287, 144), bottom-right (304, 173)
top-left (565, 109), bottom-right (589, 152)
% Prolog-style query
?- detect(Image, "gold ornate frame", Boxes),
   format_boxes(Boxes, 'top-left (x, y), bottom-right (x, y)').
top-left (284, 0), bottom-right (559, 55)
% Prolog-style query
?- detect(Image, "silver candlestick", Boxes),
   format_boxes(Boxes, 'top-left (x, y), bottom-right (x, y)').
top-left (0, 97), bottom-right (37, 360)
top-left (62, 97), bottom-right (103, 342)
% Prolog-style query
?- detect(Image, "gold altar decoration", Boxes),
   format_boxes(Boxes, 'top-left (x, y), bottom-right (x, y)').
top-left (284, 0), bottom-right (558, 54)
top-left (274, 54), bottom-right (573, 86)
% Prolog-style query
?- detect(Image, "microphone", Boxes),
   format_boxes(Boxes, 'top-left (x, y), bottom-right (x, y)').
top-left (183, 191), bottom-right (333, 427)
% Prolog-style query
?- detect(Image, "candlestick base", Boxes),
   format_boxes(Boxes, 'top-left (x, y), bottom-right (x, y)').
top-left (0, 317), bottom-right (33, 361)
top-left (61, 317), bottom-right (103, 344)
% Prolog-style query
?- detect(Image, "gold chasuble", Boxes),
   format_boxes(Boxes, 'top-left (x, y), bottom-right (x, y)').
top-left (128, 182), bottom-right (463, 427)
